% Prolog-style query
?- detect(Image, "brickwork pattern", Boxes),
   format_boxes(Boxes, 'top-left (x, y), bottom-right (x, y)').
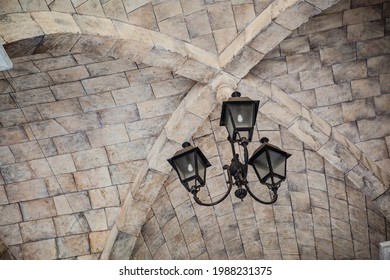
top-left (0, 53), bottom-right (193, 259)
top-left (0, 0), bottom-right (390, 260)
top-left (131, 108), bottom-right (389, 260)
top-left (251, 0), bottom-right (390, 175)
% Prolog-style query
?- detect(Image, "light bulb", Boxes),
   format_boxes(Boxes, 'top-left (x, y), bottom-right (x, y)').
top-left (187, 163), bottom-right (194, 172)
top-left (237, 114), bottom-right (244, 123)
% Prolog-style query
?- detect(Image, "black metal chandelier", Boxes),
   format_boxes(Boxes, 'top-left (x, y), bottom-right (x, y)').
top-left (168, 92), bottom-right (291, 206)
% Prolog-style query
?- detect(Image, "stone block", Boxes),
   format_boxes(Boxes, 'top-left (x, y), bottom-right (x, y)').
top-left (48, 66), bottom-right (89, 84)
top-left (309, 28), bottom-right (347, 50)
top-left (29, 119), bottom-right (68, 139)
top-left (0, 185), bottom-right (8, 205)
top-left (249, 22), bottom-right (291, 54)
top-left (0, 13), bottom-right (44, 43)
top-left (86, 59), bottom-right (137, 77)
top-left (0, 204), bottom-right (22, 226)
top-left (47, 154), bottom-right (76, 175)
top-left (290, 192), bottom-right (311, 213)
top-left (0, 223), bottom-right (22, 246)
top-left (78, 92), bottom-right (116, 113)
top-left (137, 95), bottom-right (183, 119)
top-left (313, 104), bottom-right (344, 126)
top-left (7, 61), bottom-right (40, 78)
top-left (37, 99), bottom-right (83, 120)
top-left (343, 5), bottom-right (382, 26)
top-left (374, 94), bottom-right (390, 115)
top-left (72, 35), bottom-right (117, 56)
top-left (109, 160), bottom-right (145, 185)
top-left (273, 1), bottom-right (320, 31)
top-left (21, 239), bottom-right (57, 260)
top-left (71, 148), bottom-right (109, 171)
top-left (357, 115), bottom-right (390, 141)
top-left (82, 73), bottom-right (129, 94)
top-left (53, 214), bottom-right (87, 237)
top-left (89, 186), bottom-right (120, 209)
top-left (0, 94), bottom-right (16, 111)
top-left (351, 77), bottom-right (381, 99)
top-left (0, 109), bottom-right (26, 127)
top-left (126, 116), bottom-right (169, 141)
top-left (74, 167), bottom-right (112, 191)
top-left (315, 83), bottom-right (352, 106)
top-left (106, 138), bottom-right (154, 164)
top-left (347, 21), bottom-right (384, 42)
top-left (233, 4), bottom-right (256, 32)
top-left (298, 13), bottom-right (342, 35)
top-left (332, 60), bottom-right (367, 83)
top-left (342, 98), bottom-right (375, 122)
top-left (20, 218), bottom-right (56, 243)
top-left (306, 0), bottom-right (339, 10)
top-left (127, 3), bottom-right (158, 31)
top-left (9, 141), bottom-right (42, 162)
top-left (33, 55), bottom-right (76, 72)
top-left (252, 57), bottom-right (287, 79)
top-left (112, 84), bottom-right (154, 107)
top-left (0, 126), bottom-right (27, 147)
top-left (89, 231), bottom-right (110, 253)
top-left (126, 67), bottom-right (172, 85)
top-left (299, 67), bottom-right (334, 90)
top-left (207, 1), bottom-right (235, 30)
top-left (86, 124), bottom-right (129, 148)
top-left (11, 87), bottom-right (55, 107)
top-left (66, 191), bottom-right (91, 213)
top-left (57, 234), bottom-right (90, 258)
top-left (320, 43), bottom-right (356, 66)
top-left (84, 208), bottom-right (107, 231)
top-left (153, 0), bottom-right (182, 22)
top-left (356, 139), bottom-right (388, 162)
top-left (53, 195), bottom-right (73, 216)
top-left (9, 73), bottom-right (52, 92)
top-left (97, 104), bottom-right (140, 126)
top-left (280, 36), bottom-right (310, 56)
top-left (287, 52), bottom-right (321, 73)
top-left (20, 197), bottom-right (56, 221)
top-left (367, 55), bottom-right (390, 76)
top-left (56, 112), bottom-right (102, 134)
top-left (357, 37), bottom-right (390, 59)
top-left (1, 162), bottom-right (34, 184)
top-left (158, 15), bottom-right (191, 42)
top-left (6, 179), bottom-right (48, 203)
top-left (53, 132), bottom-right (91, 155)
top-left (380, 74), bottom-right (390, 92)
top-left (186, 10), bottom-right (212, 39)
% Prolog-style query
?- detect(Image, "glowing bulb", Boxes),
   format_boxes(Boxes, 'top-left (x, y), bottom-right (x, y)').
top-left (237, 114), bottom-right (244, 123)
top-left (187, 164), bottom-right (194, 172)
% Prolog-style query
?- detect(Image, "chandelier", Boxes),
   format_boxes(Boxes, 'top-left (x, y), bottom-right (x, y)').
top-left (168, 92), bottom-right (291, 206)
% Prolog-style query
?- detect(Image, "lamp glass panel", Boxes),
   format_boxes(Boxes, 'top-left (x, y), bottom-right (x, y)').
top-left (269, 149), bottom-right (286, 178)
top-left (228, 103), bottom-right (255, 129)
top-left (224, 110), bottom-right (235, 139)
top-left (197, 156), bottom-right (206, 184)
top-left (174, 152), bottom-right (196, 182)
top-left (252, 150), bottom-right (270, 180)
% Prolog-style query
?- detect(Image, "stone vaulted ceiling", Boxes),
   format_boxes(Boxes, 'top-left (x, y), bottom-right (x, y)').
top-left (0, 0), bottom-right (389, 260)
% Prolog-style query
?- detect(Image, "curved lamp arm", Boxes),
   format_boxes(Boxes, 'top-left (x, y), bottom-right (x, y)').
top-left (243, 182), bottom-right (278, 205)
top-left (192, 165), bottom-right (233, 207)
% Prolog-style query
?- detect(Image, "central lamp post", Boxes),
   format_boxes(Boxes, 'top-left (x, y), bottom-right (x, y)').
top-left (168, 92), bottom-right (291, 206)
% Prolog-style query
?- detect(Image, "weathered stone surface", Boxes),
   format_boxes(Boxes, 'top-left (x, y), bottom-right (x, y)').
top-left (57, 234), bottom-right (90, 258)
top-left (66, 191), bottom-right (91, 213)
top-left (342, 99), bottom-right (375, 122)
top-left (47, 154), bottom-right (76, 175)
top-left (11, 87), bottom-right (55, 107)
top-left (367, 55), bottom-right (390, 76)
top-left (347, 21), bottom-right (384, 42)
top-left (74, 167), bottom-right (112, 191)
top-left (89, 186), bottom-right (120, 209)
top-left (249, 22), bottom-right (291, 54)
top-left (343, 5), bottom-right (382, 26)
top-left (351, 77), bottom-right (381, 99)
top-left (56, 112), bottom-right (101, 134)
top-left (72, 148), bottom-right (109, 171)
top-left (299, 67), bottom-right (334, 90)
top-left (0, 13), bottom-right (44, 43)
top-left (287, 52), bottom-right (321, 73)
top-left (20, 218), bottom-right (56, 243)
top-left (6, 179), bottom-right (48, 203)
top-left (298, 13), bottom-right (342, 35)
top-left (357, 115), bottom-right (390, 141)
top-left (82, 73), bottom-right (129, 94)
top-left (357, 37), bottom-right (390, 59)
top-left (20, 197), bottom-right (56, 221)
top-left (21, 239), bottom-right (57, 260)
top-left (1, 162), bottom-right (34, 184)
top-left (0, 204), bottom-right (22, 226)
top-left (29, 120), bottom-right (68, 139)
top-left (86, 124), bottom-right (129, 148)
top-left (53, 214), bottom-right (87, 236)
top-left (332, 60), bottom-right (367, 83)
top-left (106, 138), bottom-right (154, 164)
top-left (84, 209), bottom-right (107, 231)
top-left (315, 83), bottom-right (352, 106)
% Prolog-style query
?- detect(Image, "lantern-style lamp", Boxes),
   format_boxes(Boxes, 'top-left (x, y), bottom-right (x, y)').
top-left (220, 92), bottom-right (260, 142)
top-left (248, 137), bottom-right (291, 190)
top-left (167, 142), bottom-right (211, 194)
